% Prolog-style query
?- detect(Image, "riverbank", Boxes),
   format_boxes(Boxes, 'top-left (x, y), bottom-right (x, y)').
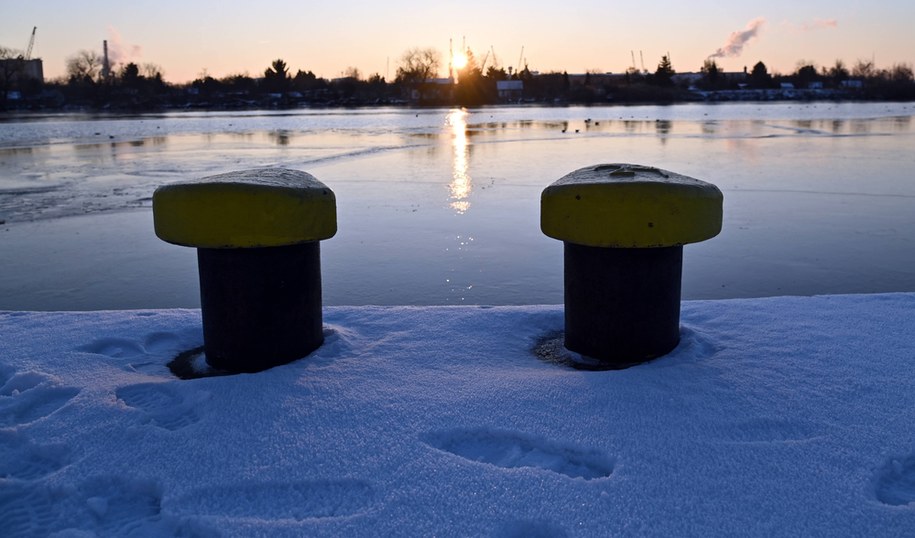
top-left (3, 80), bottom-right (914, 114)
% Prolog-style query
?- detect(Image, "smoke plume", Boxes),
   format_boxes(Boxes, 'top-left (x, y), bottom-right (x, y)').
top-left (106, 27), bottom-right (143, 65)
top-left (710, 17), bottom-right (766, 59)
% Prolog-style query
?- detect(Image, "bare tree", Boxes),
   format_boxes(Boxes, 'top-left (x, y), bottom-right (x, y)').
top-left (395, 47), bottom-right (440, 85)
top-left (1, 46), bottom-right (25, 106)
top-left (851, 59), bottom-right (875, 79)
top-left (395, 48), bottom-right (441, 103)
top-left (141, 62), bottom-right (164, 80)
top-left (827, 59), bottom-right (849, 84)
top-left (889, 63), bottom-right (914, 83)
top-left (0, 45), bottom-right (22, 60)
top-left (1, 46), bottom-right (24, 81)
top-left (66, 50), bottom-right (103, 82)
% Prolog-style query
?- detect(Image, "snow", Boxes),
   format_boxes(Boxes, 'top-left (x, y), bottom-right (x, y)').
top-left (2, 294), bottom-right (915, 536)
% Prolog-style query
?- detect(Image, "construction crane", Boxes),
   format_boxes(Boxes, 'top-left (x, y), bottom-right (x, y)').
top-left (24, 26), bottom-right (36, 60)
top-left (479, 50), bottom-right (490, 72)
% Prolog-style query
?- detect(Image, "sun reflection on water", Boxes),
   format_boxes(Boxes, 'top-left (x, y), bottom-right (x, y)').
top-left (445, 108), bottom-right (471, 214)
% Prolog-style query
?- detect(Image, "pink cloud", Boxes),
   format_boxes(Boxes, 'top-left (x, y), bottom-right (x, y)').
top-left (801, 18), bottom-right (839, 31)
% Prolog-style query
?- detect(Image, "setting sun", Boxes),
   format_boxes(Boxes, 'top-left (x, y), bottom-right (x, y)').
top-left (452, 51), bottom-right (468, 70)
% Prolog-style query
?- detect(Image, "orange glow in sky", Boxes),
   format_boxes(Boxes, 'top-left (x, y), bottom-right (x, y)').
top-left (1, 1), bottom-right (913, 84)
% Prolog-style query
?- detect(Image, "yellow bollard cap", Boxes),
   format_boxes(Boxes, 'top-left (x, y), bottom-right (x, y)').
top-left (541, 164), bottom-right (722, 248)
top-left (153, 168), bottom-right (336, 248)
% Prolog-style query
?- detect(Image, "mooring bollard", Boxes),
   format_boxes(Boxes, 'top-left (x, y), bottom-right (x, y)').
top-left (153, 168), bottom-right (336, 373)
top-left (541, 164), bottom-right (722, 367)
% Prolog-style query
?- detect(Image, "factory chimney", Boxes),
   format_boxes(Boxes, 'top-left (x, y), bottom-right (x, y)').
top-left (102, 40), bottom-right (111, 81)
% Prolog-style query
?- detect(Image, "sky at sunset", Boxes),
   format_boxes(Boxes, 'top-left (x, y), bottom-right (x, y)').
top-left (2, 0), bottom-right (913, 84)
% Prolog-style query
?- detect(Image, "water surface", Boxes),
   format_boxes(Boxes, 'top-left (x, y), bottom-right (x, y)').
top-left (1, 103), bottom-right (913, 310)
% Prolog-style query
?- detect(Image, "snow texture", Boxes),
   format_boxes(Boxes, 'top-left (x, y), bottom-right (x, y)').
top-left (1, 294), bottom-right (915, 536)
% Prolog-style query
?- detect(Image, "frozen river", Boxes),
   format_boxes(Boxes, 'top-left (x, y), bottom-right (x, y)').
top-left (1, 102), bottom-right (914, 310)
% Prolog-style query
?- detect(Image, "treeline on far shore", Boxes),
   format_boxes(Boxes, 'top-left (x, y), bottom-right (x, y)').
top-left (2, 55), bottom-right (914, 112)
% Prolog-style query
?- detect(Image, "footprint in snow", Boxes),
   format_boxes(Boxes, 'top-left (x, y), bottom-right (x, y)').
top-left (0, 430), bottom-right (71, 481)
top-left (116, 382), bottom-right (208, 431)
top-left (77, 332), bottom-right (190, 375)
top-left (422, 427), bottom-right (614, 480)
top-left (875, 453), bottom-right (915, 506)
top-left (0, 476), bottom-right (170, 537)
top-left (0, 370), bottom-right (79, 428)
top-left (78, 336), bottom-right (146, 359)
top-left (0, 484), bottom-right (61, 538)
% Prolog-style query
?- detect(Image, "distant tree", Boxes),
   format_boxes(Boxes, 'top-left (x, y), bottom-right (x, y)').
top-left (522, 71), bottom-right (566, 102)
top-left (395, 47), bottom-right (441, 102)
top-left (120, 62), bottom-right (141, 86)
top-left (0, 47), bottom-right (24, 83)
top-left (272, 59), bottom-right (289, 78)
top-left (851, 59), bottom-right (875, 79)
top-left (292, 69), bottom-right (323, 92)
top-left (623, 66), bottom-right (643, 84)
top-left (263, 58), bottom-right (290, 93)
top-left (889, 63), bottom-right (914, 83)
top-left (455, 48), bottom-right (489, 105)
top-left (219, 73), bottom-right (256, 95)
top-left (293, 69), bottom-right (315, 83)
top-left (366, 73), bottom-right (388, 99)
top-left (332, 75), bottom-right (360, 99)
top-left (793, 63), bottom-right (820, 88)
top-left (699, 58), bottom-right (722, 89)
top-left (344, 66), bottom-right (361, 81)
top-left (0, 46), bottom-right (25, 107)
top-left (191, 75), bottom-right (222, 98)
top-left (865, 63), bottom-right (915, 100)
top-left (701, 59), bottom-right (719, 79)
top-left (652, 55), bottom-right (675, 86)
top-left (0, 45), bottom-right (20, 59)
top-left (827, 59), bottom-right (849, 86)
top-left (108, 61), bottom-right (168, 105)
top-left (66, 49), bottom-right (103, 83)
top-left (749, 61), bottom-right (771, 88)
top-left (395, 47), bottom-right (440, 85)
top-left (141, 63), bottom-right (164, 80)
top-left (571, 70), bottom-right (603, 102)
top-left (486, 66), bottom-right (507, 81)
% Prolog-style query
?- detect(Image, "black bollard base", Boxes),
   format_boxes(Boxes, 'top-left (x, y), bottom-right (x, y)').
top-left (563, 242), bottom-right (682, 366)
top-left (197, 242), bottom-right (323, 373)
